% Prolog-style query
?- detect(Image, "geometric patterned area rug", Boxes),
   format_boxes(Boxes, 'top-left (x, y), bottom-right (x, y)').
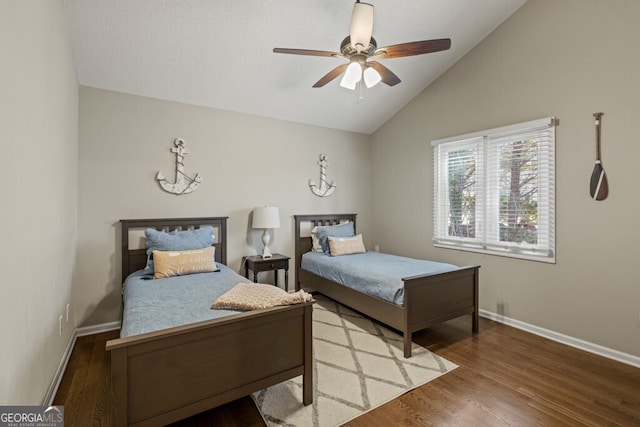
top-left (252, 294), bottom-right (457, 426)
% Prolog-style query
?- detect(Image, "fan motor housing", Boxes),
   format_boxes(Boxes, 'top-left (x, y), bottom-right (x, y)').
top-left (340, 36), bottom-right (377, 57)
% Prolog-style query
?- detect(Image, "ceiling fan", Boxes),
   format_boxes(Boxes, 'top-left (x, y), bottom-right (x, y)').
top-left (273, 1), bottom-right (451, 90)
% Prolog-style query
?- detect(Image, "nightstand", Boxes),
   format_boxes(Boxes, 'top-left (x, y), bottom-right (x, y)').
top-left (244, 253), bottom-right (290, 291)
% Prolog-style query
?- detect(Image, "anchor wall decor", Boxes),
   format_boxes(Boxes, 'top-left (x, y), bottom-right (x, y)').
top-left (309, 154), bottom-right (336, 197)
top-left (156, 138), bottom-right (202, 195)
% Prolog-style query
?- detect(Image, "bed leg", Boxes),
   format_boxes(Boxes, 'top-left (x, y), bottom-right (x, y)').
top-left (303, 374), bottom-right (312, 406)
top-left (303, 304), bottom-right (313, 405)
top-left (472, 267), bottom-right (479, 333)
top-left (472, 310), bottom-right (479, 333)
top-left (472, 266), bottom-right (479, 333)
top-left (403, 333), bottom-right (412, 358)
top-left (109, 347), bottom-right (128, 427)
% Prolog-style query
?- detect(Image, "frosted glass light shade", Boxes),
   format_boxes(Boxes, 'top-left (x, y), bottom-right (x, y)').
top-left (363, 66), bottom-right (381, 88)
top-left (350, 2), bottom-right (373, 52)
top-left (340, 62), bottom-right (362, 90)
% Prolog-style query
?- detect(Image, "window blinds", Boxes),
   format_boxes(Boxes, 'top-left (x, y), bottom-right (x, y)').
top-left (432, 117), bottom-right (556, 263)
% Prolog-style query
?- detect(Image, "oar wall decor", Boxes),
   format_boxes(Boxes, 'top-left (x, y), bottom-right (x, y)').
top-left (590, 112), bottom-right (608, 201)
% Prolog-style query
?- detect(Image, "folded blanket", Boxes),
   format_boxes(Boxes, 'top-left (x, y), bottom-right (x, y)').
top-left (211, 282), bottom-right (313, 311)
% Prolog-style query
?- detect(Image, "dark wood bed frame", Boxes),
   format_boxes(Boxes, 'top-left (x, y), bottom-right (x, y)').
top-left (294, 213), bottom-right (479, 358)
top-left (106, 217), bottom-right (313, 427)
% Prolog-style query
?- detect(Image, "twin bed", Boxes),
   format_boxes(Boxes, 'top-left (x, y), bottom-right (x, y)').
top-left (108, 214), bottom-right (479, 426)
top-left (106, 217), bottom-right (312, 427)
top-left (294, 213), bottom-right (479, 358)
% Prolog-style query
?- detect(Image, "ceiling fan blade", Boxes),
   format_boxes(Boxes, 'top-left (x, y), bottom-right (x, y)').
top-left (313, 64), bottom-right (349, 88)
top-left (273, 48), bottom-right (341, 58)
top-left (372, 38), bottom-right (451, 59)
top-left (368, 61), bottom-right (401, 86)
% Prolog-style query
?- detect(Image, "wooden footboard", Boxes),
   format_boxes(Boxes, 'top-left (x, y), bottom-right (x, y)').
top-left (402, 265), bottom-right (479, 357)
top-left (107, 301), bottom-right (313, 427)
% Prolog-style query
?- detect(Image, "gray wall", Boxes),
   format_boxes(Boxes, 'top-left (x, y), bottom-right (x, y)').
top-left (76, 87), bottom-right (372, 326)
top-left (0, 1), bottom-right (79, 403)
top-left (371, 0), bottom-right (640, 357)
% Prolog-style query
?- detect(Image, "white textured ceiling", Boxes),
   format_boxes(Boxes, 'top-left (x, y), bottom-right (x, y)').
top-left (65, 0), bottom-right (527, 134)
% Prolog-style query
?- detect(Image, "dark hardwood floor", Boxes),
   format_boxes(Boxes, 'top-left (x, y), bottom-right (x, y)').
top-left (53, 315), bottom-right (640, 426)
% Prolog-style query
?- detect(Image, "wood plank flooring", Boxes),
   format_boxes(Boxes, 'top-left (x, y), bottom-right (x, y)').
top-left (53, 315), bottom-right (640, 426)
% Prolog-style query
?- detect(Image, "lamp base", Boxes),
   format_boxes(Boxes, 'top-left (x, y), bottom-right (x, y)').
top-left (261, 229), bottom-right (273, 258)
top-left (261, 246), bottom-right (273, 259)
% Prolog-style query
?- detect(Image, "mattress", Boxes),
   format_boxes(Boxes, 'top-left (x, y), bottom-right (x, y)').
top-left (301, 251), bottom-right (458, 305)
top-left (120, 264), bottom-right (245, 338)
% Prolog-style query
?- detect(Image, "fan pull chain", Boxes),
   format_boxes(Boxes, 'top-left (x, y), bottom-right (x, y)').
top-left (357, 80), bottom-right (364, 103)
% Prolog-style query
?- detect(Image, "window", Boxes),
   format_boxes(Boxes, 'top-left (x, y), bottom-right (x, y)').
top-left (432, 117), bottom-right (556, 263)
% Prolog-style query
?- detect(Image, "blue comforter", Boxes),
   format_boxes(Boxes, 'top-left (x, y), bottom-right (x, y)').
top-left (301, 251), bottom-right (458, 305)
top-left (121, 264), bottom-right (246, 338)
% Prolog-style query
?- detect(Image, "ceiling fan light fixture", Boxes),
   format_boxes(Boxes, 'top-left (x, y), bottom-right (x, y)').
top-left (363, 66), bottom-right (381, 88)
top-left (350, 2), bottom-right (373, 52)
top-left (340, 62), bottom-right (362, 90)
top-left (273, 1), bottom-right (451, 90)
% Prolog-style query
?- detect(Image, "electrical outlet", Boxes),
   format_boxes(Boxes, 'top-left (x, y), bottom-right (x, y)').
top-left (66, 303), bottom-right (70, 322)
top-left (58, 315), bottom-right (63, 336)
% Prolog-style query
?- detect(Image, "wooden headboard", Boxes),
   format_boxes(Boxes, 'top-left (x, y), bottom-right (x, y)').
top-left (293, 214), bottom-right (357, 290)
top-left (119, 217), bottom-right (228, 283)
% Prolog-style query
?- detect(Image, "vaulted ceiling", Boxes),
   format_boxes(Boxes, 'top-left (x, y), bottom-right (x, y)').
top-left (65, 0), bottom-right (527, 134)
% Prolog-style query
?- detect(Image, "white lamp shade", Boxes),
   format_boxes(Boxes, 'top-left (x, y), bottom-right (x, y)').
top-left (252, 206), bottom-right (280, 229)
top-left (340, 62), bottom-right (362, 90)
top-left (350, 2), bottom-right (373, 52)
top-left (363, 66), bottom-right (382, 88)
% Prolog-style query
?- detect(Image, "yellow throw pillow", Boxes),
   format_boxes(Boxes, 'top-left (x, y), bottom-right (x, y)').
top-left (212, 283), bottom-right (313, 311)
top-left (153, 246), bottom-right (217, 279)
top-left (328, 234), bottom-right (366, 256)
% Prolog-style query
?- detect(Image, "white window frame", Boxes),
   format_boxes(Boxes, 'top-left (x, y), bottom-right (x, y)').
top-left (432, 117), bottom-right (556, 263)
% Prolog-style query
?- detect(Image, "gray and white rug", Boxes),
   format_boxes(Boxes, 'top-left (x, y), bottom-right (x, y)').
top-left (252, 295), bottom-right (457, 427)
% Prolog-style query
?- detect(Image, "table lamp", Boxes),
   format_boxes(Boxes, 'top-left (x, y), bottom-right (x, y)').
top-left (252, 206), bottom-right (280, 259)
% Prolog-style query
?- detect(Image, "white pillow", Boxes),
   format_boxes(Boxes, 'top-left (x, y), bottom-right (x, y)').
top-left (310, 226), bottom-right (323, 252)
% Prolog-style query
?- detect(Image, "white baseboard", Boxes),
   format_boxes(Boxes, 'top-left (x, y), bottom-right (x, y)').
top-left (42, 332), bottom-right (77, 405)
top-left (480, 309), bottom-right (640, 369)
top-left (43, 321), bottom-right (122, 405)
